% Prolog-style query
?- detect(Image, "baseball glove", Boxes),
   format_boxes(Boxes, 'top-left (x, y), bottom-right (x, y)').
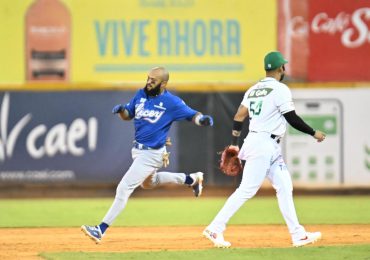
top-left (219, 146), bottom-right (243, 176)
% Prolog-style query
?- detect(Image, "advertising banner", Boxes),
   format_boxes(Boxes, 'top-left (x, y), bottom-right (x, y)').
top-left (308, 0), bottom-right (370, 81)
top-left (284, 88), bottom-right (370, 187)
top-left (278, 0), bottom-right (370, 81)
top-left (0, 91), bottom-right (178, 183)
top-left (278, 0), bottom-right (309, 80)
top-left (0, 0), bottom-right (277, 84)
top-left (0, 87), bottom-right (369, 188)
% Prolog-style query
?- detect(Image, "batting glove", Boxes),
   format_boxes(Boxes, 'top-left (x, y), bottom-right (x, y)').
top-left (112, 104), bottom-right (124, 114)
top-left (199, 115), bottom-right (214, 126)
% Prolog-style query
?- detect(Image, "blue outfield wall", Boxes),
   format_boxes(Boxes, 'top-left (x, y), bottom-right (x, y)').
top-left (0, 90), bottom-right (245, 186)
top-left (2, 86), bottom-right (370, 188)
top-left (0, 91), bottom-right (181, 184)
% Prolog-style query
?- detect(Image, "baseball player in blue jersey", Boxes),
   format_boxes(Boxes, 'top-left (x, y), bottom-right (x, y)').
top-left (81, 67), bottom-right (213, 244)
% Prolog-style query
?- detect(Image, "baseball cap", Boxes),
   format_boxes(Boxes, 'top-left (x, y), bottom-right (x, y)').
top-left (264, 51), bottom-right (288, 70)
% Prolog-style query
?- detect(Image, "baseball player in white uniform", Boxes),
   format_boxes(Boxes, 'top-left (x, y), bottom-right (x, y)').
top-left (203, 51), bottom-right (326, 248)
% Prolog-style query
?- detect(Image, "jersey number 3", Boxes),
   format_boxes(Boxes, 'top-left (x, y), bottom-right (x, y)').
top-left (250, 100), bottom-right (263, 116)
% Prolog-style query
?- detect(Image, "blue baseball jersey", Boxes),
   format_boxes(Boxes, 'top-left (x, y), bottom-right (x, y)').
top-left (124, 89), bottom-right (198, 148)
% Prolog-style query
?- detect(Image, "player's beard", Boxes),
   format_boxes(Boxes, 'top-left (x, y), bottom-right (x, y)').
top-left (144, 82), bottom-right (162, 96)
top-left (280, 65), bottom-right (285, 82)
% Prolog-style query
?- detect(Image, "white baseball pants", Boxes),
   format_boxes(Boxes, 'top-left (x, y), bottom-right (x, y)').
top-left (207, 132), bottom-right (306, 241)
top-left (102, 147), bottom-right (186, 225)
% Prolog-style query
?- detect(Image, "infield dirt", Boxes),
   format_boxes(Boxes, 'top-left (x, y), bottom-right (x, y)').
top-left (1, 224), bottom-right (369, 259)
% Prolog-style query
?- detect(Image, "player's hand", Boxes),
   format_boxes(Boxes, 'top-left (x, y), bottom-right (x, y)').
top-left (199, 115), bottom-right (214, 126)
top-left (314, 130), bottom-right (326, 142)
top-left (229, 145), bottom-right (240, 152)
top-left (165, 137), bottom-right (172, 146)
top-left (112, 104), bottom-right (124, 114)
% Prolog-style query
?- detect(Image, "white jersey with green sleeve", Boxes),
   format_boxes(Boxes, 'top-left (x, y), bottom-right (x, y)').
top-left (241, 77), bottom-right (295, 137)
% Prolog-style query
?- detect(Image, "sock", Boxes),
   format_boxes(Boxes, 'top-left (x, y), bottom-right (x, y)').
top-left (184, 174), bottom-right (194, 185)
top-left (99, 222), bottom-right (109, 234)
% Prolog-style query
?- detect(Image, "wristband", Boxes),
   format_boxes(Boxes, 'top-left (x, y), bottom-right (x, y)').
top-left (231, 135), bottom-right (239, 146)
top-left (194, 114), bottom-right (202, 126)
top-left (233, 120), bottom-right (243, 131)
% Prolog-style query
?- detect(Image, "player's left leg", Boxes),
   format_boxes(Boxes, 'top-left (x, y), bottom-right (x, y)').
top-left (267, 155), bottom-right (306, 238)
top-left (141, 171), bottom-right (204, 197)
top-left (267, 155), bottom-right (321, 247)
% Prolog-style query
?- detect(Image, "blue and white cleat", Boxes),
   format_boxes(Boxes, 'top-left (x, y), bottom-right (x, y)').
top-left (190, 172), bottom-right (204, 197)
top-left (81, 225), bottom-right (103, 244)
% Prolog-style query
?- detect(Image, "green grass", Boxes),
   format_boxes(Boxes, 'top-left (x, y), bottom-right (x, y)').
top-left (0, 196), bottom-right (369, 227)
top-left (40, 245), bottom-right (370, 260)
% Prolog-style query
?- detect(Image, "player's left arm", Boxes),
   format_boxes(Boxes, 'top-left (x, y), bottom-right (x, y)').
top-left (173, 97), bottom-right (213, 126)
top-left (193, 112), bottom-right (214, 126)
top-left (283, 111), bottom-right (326, 142)
top-left (277, 85), bottom-right (325, 142)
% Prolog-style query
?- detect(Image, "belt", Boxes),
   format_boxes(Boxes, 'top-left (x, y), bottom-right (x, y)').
top-left (250, 131), bottom-right (281, 144)
top-left (134, 143), bottom-right (151, 150)
top-left (270, 134), bottom-right (281, 144)
top-left (133, 141), bottom-right (163, 150)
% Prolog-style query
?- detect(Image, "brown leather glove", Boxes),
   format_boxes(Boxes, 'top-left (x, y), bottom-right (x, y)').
top-left (219, 146), bottom-right (243, 176)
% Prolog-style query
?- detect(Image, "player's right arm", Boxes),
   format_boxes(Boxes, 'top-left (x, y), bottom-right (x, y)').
top-left (233, 104), bottom-right (249, 122)
top-left (230, 104), bottom-right (249, 150)
top-left (118, 109), bottom-right (131, 120)
top-left (112, 104), bottom-right (133, 121)
top-left (112, 93), bottom-right (139, 121)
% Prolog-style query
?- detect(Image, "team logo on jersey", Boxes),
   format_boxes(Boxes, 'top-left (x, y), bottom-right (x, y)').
top-left (248, 88), bottom-right (273, 98)
top-left (154, 102), bottom-right (166, 110)
top-left (135, 102), bottom-right (165, 123)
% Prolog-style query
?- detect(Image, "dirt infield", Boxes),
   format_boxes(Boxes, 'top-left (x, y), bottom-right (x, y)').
top-left (1, 225), bottom-right (369, 259)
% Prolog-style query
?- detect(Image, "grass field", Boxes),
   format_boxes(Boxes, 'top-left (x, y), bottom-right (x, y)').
top-left (1, 196), bottom-right (370, 259)
top-left (40, 245), bottom-right (370, 260)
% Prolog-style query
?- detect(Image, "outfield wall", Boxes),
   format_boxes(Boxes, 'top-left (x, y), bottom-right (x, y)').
top-left (0, 0), bottom-right (369, 190)
top-left (0, 84), bottom-right (369, 188)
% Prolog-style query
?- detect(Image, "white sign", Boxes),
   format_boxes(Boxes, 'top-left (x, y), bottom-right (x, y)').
top-left (283, 87), bottom-right (370, 187)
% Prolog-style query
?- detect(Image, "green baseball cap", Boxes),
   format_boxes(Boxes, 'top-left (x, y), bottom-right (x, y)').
top-left (264, 51), bottom-right (288, 70)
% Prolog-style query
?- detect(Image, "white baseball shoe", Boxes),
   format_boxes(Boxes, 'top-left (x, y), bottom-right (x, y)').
top-left (292, 232), bottom-right (322, 247)
top-left (203, 228), bottom-right (231, 248)
top-left (190, 172), bottom-right (204, 197)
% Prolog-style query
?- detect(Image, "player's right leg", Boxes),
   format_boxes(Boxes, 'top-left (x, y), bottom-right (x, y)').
top-left (267, 154), bottom-right (322, 247)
